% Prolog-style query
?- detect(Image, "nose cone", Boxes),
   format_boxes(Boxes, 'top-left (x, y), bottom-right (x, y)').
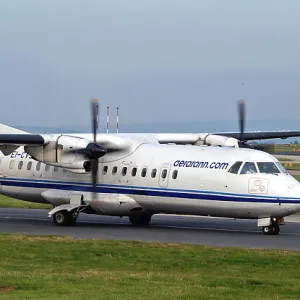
top-left (86, 143), bottom-right (107, 159)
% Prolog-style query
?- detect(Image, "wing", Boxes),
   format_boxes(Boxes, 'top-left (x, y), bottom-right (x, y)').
top-left (214, 130), bottom-right (300, 141)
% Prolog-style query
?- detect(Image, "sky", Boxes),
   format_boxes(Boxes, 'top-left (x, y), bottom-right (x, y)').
top-left (1, 0), bottom-right (300, 132)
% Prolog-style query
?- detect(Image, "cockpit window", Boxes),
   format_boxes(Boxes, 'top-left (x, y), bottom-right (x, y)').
top-left (228, 161), bottom-right (243, 174)
top-left (240, 162), bottom-right (258, 174)
top-left (276, 162), bottom-right (288, 174)
top-left (257, 162), bottom-right (280, 174)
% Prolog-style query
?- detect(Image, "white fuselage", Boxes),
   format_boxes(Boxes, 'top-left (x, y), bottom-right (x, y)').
top-left (1, 144), bottom-right (300, 219)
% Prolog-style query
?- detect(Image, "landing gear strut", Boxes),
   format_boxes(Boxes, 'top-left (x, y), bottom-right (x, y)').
top-left (262, 222), bottom-right (280, 235)
top-left (129, 214), bottom-right (152, 226)
top-left (53, 210), bottom-right (78, 226)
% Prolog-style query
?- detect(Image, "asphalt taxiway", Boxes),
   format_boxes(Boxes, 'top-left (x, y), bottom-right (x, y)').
top-left (0, 208), bottom-right (299, 250)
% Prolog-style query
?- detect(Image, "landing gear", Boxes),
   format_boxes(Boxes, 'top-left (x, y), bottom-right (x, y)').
top-left (53, 210), bottom-right (78, 226)
top-left (262, 222), bottom-right (280, 235)
top-left (129, 214), bottom-right (152, 226)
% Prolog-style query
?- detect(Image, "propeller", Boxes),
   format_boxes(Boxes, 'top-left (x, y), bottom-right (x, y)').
top-left (89, 99), bottom-right (106, 192)
top-left (238, 99), bottom-right (245, 142)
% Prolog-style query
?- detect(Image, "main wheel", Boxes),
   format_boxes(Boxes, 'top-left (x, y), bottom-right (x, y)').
top-left (129, 214), bottom-right (152, 226)
top-left (262, 226), bottom-right (272, 235)
top-left (271, 223), bottom-right (280, 235)
top-left (53, 211), bottom-right (77, 226)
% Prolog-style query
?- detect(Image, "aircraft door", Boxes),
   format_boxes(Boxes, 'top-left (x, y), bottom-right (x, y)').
top-left (117, 162), bottom-right (132, 187)
top-left (159, 164), bottom-right (171, 187)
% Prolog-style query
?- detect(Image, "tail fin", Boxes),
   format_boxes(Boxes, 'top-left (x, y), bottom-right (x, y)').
top-left (0, 124), bottom-right (29, 134)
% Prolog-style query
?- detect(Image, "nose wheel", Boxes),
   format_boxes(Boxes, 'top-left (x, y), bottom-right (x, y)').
top-left (262, 223), bottom-right (280, 235)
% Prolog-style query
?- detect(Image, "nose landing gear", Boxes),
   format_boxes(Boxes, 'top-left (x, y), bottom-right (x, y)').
top-left (262, 222), bottom-right (280, 235)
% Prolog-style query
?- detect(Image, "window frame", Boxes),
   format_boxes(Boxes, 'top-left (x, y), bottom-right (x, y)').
top-left (141, 168), bottom-right (147, 178)
top-left (18, 161), bottom-right (23, 170)
top-left (112, 166), bottom-right (118, 175)
top-left (151, 168), bottom-right (157, 178)
top-left (172, 170), bottom-right (178, 179)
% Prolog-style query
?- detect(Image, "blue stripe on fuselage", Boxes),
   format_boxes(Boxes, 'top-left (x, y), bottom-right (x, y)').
top-left (1, 177), bottom-right (300, 204)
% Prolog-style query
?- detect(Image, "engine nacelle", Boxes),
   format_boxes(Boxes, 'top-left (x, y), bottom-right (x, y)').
top-left (25, 135), bottom-right (91, 170)
top-left (196, 134), bottom-right (239, 148)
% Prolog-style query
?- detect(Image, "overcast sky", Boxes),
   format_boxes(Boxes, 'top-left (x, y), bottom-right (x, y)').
top-left (1, 0), bottom-right (300, 130)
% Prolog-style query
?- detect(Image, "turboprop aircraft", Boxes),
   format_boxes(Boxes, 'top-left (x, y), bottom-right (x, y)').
top-left (1, 100), bottom-right (300, 235)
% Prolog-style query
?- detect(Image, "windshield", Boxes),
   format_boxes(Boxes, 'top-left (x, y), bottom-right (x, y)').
top-left (240, 162), bottom-right (258, 174)
top-left (257, 162), bottom-right (280, 174)
top-left (276, 162), bottom-right (288, 174)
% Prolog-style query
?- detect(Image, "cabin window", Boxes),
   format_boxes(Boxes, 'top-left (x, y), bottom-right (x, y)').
top-left (102, 165), bottom-right (108, 175)
top-left (122, 167), bottom-right (127, 176)
top-left (240, 162), bottom-right (257, 174)
top-left (228, 161), bottom-right (243, 174)
top-left (54, 166), bottom-right (59, 172)
top-left (18, 161), bottom-right (23, 170)
top-left (45, 164), bottom-right (51, 172)
top-left (112, 166), bottom-right (118, 175)
top-left (172, 170), bottom-right (178, 179)
top-left (151, 169), bottom-right (157, 178)
top-left (27, 161), bottom-right (32, 170)
top-left (36, 162), bottom-right (41, 171)
top-left (257, 162), bottom-right (280, 174)
top-left (162, 169), bottom-right (168, 179)
top-left (9, 160), bottom-right (15, 169)
top-left (141, 168), bottom-right (147, 177)
top-left (131, 167), bottom-right (137, 177)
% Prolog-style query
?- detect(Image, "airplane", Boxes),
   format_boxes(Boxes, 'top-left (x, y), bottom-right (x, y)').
top-left (1, 100), bottom-right (300, 236)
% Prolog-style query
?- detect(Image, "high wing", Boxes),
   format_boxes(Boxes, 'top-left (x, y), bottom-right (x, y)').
top-left (215, 130), bottom-right (300, 141)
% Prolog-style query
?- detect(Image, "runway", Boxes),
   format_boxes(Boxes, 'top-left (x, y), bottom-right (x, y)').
top-left (0, 208), bottom-right (300, 250)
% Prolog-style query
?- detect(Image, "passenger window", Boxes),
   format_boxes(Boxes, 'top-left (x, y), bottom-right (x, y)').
top-left (102, 166), bottom-right (108, 175)
top-left (9, 160), bottom-right (15, 169)
top-left (112, 166), bottom-right (118, 175)
top-left (162, 169), bottom-right (168, 179)
top-left (18, 161), bottom-right (23, 170)
top-left (228, 161), bottom-right (243, 174)
top-left (141, 168), bottom-right (147, 177)
top-left (131, 167), bottom-right (137, 177)
top-left (36, 162), bottom-right (41, 171)
top-left (54, 166), bottom-right (59, 172)
top-left (151, 169), bottom-right (157, 178)
top-left (45, 165), bottom-right (51, 172)
top-left (172, 170), bottom-right (178, 179)
top-left (240, 162), bottom-right (257, 174)
top-left (27, 161), bottom-right (32, 170)
top-left (122, 167), bottom-right (127, 176)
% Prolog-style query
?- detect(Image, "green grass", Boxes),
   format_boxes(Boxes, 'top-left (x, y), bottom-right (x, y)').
top-left (0, 194), bottom-right (51, 209)
top-left (0, 234), bottom-right (300, 300)
top-left (283, 163), bottom-right (300, 171)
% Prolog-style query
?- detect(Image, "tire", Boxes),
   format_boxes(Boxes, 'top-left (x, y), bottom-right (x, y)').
top-left (272, 223), bottom-right (280, 235)
top-left (129, 214), bottom-right (152, 226)
top-left (262, 226), bottom-right (272, 235)
top-left (53, 211), bottom-right (77, 226)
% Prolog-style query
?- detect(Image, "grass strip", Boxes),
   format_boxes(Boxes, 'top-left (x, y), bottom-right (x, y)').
top-left (0, 234), bottom-right (300, 299)
top-left (0, 194), bottom-right (51, 209)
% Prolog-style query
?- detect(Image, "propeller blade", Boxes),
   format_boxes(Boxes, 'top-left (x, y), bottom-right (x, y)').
top-left (238, 99), bottom-right (245, 141)
top-left (91, 99), bottom-right (99, 144)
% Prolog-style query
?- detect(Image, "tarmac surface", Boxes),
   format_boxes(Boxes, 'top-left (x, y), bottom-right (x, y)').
top-left (0, 208), bottom-right (300, 250)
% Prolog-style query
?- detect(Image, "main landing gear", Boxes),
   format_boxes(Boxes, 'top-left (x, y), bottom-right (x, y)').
top-left (52, 210), bottom-right (79, 226)
top-left (129, 214), bottom-right (152, 226)
top-left (260, 217), bottom-right (284, 235)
